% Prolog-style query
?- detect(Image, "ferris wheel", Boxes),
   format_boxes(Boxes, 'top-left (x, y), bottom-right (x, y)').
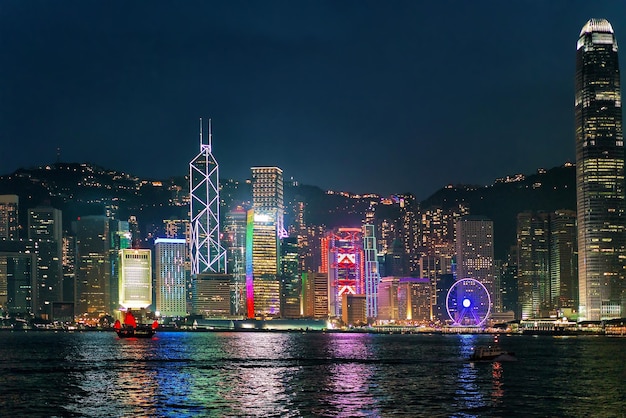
top-left (446, 278), bottom-right (491, 326)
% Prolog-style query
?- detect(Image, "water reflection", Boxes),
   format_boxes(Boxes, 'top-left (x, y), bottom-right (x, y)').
top-left (455, 334), bottom-right (485, 415)
top-left (3, 332), bottom-right (626, 417)
top-left (491, 362), bottom-right (504, 402)
top-left (214, 333), bottom-right (293, 416)
top-left (324, 334), bottom-right (379, 416)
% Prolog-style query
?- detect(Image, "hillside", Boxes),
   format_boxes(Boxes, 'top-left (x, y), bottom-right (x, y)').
top-left (421, 164), bottom-right (576, 259)
top-left (0, 162), bottom-right (577, 259)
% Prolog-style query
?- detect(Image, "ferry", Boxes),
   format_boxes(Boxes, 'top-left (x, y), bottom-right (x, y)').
top-left (469, 346), bottom-right (516, 361)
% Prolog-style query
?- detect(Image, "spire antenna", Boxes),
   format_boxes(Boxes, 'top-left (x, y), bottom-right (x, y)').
top-left (208, 118), bottom-right (213, 151)
top-left (199, 117), bottom-right (203, 146)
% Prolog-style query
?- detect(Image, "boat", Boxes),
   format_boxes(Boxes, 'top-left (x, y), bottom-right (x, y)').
top-left (114, 311), bottom-right (158, 338)
top-left (469, 345), bottom-right (516, 361)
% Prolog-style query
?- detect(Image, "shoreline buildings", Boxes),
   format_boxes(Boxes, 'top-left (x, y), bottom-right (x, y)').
top-left (575, 19), bottom-right (625, 321)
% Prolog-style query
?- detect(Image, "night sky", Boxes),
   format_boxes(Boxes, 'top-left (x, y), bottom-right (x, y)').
top-left (1, 1), bottom-right (625, 200)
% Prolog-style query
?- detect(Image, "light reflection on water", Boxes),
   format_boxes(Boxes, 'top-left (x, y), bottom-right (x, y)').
top-left (0, 332), bottom-right (625, 417)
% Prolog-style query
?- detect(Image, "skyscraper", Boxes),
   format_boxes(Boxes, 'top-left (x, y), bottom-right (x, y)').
top-left (28, 206), bottom-right (63, 318)
top-left (247, 167), bottom-right (285, 318)
top-left (517, 211), bottom-right (550, 319)
top-left (575, 19), bottom-right (625, 321)
top-left (190, 119), bottom-right (227, 276)
top-left (74, 215), bottom-right (111, 318)
top-left (154, 238), bottom-right (187, 318)
top-left (455, 216), bottom-right (495, 312)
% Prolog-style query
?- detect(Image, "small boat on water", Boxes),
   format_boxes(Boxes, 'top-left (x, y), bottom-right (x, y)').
top-left (114, 311), bottom-right (158, 338)
top-left (469, 346), bottom-right (516, 361)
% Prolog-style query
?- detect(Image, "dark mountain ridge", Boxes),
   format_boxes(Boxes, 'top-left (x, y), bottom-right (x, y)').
top-left (0, 162), bottom-right (576, 259)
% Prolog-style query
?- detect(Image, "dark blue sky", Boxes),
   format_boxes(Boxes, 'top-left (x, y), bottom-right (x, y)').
top-left (1, 1), bottom-right (625, 199)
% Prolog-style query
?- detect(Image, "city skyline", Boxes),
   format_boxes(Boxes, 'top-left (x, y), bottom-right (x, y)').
top-left (1, 2), bottom-right (626, 199)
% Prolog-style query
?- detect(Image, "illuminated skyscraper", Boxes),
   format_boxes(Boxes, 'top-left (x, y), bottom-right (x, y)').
top-left (280, 237), bottom-right (300, 318)
top-left (28, 206), bottom-right (63, 319)
top-left (516, 212), bottom-right (550, 319)
top-left (74, 215), bottom-right (111, 317)
top-left (327, 227), bottom-right (364, 318)
top-left (118, 248), bottom-right (152, 310)
top-left (575, 19), bottom-right (625, 321)
top-left (363, 224), bottom-right (380, 319)
top-left (455, 216), bottom-right (495, 313)
top-left (190, 119), bottom-right (227, 275)
top-left (251, 167), bottom-right (286, 239)
top-left (550, 210), bottom-right (578, 312)
top-left (223, 207), bottom-right (248, 316)
top-left (246, 167), bottom-right (285, 318)
top-left (155, 238), bottom-right (187, 317)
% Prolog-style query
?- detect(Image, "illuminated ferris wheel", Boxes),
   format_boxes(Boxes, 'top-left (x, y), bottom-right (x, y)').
top-left (446, 278), bottom-right (491, 327)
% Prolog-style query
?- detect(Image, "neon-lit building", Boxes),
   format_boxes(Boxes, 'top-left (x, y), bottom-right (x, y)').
top-left (326, 227), bottom-right (364, 318)
top-left (154, 238), bottom-right (187, 317)
top-left (251, 167), bottom-right (287, 239)
top-left (189, 119), bottom-right (227, 276)
top-left (119, 248), bottom-right (152, 310)
top-left (246, 167), bottom-right (285, 318)
top-left (575, 19), bottom-right (625, 321)
top-left (363, 224), bottom-right (380, 319)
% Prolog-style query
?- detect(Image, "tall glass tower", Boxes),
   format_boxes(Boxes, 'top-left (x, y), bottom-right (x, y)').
top-left (575, 19), bottom-right (625, 321)
top-left (190, 119), bottom-right (227, 275)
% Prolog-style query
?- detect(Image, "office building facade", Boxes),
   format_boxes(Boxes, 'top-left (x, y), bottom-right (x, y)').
top-left (154, 238), bottom-right (188, 317)
top-left (118, 248), bottom-right (152, 310)
top-left (575, 19), bottom-right (625, 320)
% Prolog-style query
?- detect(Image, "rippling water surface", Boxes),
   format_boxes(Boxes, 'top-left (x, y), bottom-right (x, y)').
top-left (0, 331), bottom-right (625, 417)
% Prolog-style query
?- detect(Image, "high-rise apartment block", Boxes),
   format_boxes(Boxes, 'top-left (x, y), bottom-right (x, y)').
top-left (575, 19), bottom-right (625, 320)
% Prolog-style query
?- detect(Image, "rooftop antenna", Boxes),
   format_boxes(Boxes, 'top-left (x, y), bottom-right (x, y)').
top-left (56, 147), bottom-right (61, 164)
top-left (208, 118), bottom-right (212, 152)
top-left (199, 117), bottom-right (203, 147)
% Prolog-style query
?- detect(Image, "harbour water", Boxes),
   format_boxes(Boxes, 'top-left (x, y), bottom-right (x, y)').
top-left (0, 331), bottom-right (624, 417)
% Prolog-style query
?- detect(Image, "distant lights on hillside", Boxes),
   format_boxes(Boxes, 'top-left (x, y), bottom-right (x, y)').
top-left (495, 174), bottom-right (525, 184)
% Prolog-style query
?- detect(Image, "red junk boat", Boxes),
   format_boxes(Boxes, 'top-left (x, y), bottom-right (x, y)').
top-left (114, 311), bottom-right (158, 338)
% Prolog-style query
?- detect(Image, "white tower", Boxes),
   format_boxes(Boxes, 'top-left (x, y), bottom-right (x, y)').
top-left (190, 119), bottom-right (227, 275)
